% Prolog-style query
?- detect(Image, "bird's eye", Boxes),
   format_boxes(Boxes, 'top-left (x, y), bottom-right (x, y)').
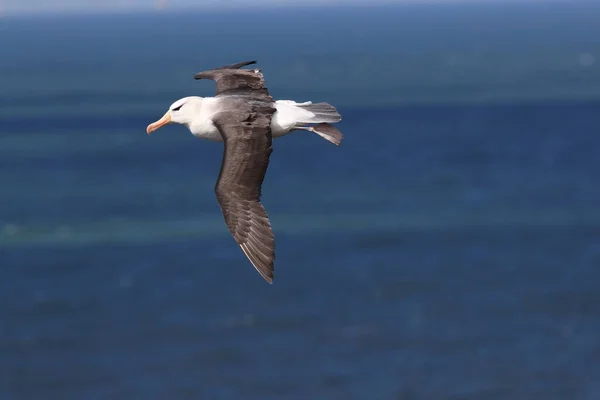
top-left (172, 105), bottom-right (183, 111)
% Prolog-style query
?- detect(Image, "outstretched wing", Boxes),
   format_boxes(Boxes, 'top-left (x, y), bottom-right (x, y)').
top-left (212, 102), bottom-right (277, 283)
top-left (194, 60), bottom-right (272, 99)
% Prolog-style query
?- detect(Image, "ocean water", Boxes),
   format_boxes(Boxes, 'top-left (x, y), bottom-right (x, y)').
top-left (1, 3), bottom-right (600, 399)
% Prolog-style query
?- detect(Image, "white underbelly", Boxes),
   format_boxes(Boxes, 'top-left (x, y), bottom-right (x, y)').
top-left (189, 120), bottom-right (223, 141)
top-left (190, 100), bottom-right (308, 141)
top-left (272, 100), bottom-right (313, 137)
top-left (271, 111), bottom-right (294, 138)
top-left (190, 123), bottom-right (289, 142)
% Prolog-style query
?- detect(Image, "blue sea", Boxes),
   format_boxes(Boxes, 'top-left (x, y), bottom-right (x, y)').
top-left (1, 3), bottom-right (600, 399)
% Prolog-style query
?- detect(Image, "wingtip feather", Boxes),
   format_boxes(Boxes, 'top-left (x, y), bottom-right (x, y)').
top-left (193, 60), bottom-right (259, 80)
top-left (239, 243), bottom-right (274, 284)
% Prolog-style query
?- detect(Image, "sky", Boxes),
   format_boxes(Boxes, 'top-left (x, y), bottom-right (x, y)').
top-left (0, 0), bottom-right (555, 16)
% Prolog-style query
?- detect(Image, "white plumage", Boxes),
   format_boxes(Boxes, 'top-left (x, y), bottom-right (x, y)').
top-left (148, 96), bottom-right (343, 145)
top-left (144, 60), bottom-right (345, 283)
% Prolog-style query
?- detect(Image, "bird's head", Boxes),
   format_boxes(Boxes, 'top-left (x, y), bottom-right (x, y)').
top-left (146, 96), bottom-right (203, 134)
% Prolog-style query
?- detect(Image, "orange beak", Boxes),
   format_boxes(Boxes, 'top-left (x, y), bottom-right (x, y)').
top-left (146, 111), bottom-right (171, 134)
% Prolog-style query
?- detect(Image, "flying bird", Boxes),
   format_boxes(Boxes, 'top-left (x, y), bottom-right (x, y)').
top-left (146, 60), bottom-right (343, 283)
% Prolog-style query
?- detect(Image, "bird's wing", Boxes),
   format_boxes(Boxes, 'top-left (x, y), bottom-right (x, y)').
top-left (193, 60), bottom-right (272, 99)
top-left (212, 102), bottom-right (277, 283)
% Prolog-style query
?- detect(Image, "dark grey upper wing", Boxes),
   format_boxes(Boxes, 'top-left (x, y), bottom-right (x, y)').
top-left (194, 60), bottom-right (272, 99)
top-left (212, 103), bottom-right (277, 283)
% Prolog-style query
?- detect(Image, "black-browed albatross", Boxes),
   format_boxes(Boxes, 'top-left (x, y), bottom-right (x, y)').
top-left (146, 60), bottom-right (343, 283)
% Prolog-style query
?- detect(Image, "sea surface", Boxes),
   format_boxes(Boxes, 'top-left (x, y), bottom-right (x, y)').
top-left (1, 3), bottom-right (600, 399)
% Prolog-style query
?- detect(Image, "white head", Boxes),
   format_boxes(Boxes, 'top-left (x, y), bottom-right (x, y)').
top-left (146, 96), bottom-right (203, 134)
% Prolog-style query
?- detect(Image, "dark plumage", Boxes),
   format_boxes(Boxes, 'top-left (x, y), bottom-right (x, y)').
top-left (194, 60), bottom-right (271, 99)
top-left (198, 61), bottom-right (277, 283)
top-left (146, 60), bottom-right (345, 283)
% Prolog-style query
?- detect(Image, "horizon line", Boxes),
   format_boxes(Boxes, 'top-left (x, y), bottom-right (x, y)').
top-left (0, 0), bottom-right (575, 18)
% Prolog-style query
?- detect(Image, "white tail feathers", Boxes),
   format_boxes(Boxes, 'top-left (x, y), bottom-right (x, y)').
top-left (273, 100), bottom-right (344, 145)
top-left (296, 102), bottom-right (342, 124)
top-left (296, 102), bottom-right (343, 145)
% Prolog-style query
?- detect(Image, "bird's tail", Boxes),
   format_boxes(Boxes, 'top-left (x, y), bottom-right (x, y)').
top-left (297, 123), bottom-right (344, 146)
top-left (310, 123), bottom-right (343, 146)
top-left (296, 102), bottom-right (343, 145)
top-left (276, 100), bottom-right (343, 145)
top-left (295, 101), bottom-right (342, 124)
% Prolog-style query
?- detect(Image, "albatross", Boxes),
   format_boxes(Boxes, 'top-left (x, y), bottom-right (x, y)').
top-left (146, 60), bottom-right (343, 283)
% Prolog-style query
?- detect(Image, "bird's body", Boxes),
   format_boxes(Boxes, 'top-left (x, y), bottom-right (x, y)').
top-left (146, 60), bottom-right (343, 283)
top-left (155, 96), bottom-right (342, 144)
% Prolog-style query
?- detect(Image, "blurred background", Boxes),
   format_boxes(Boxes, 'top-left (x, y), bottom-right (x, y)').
top-left (1, 0), bottom-right (600, 399)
